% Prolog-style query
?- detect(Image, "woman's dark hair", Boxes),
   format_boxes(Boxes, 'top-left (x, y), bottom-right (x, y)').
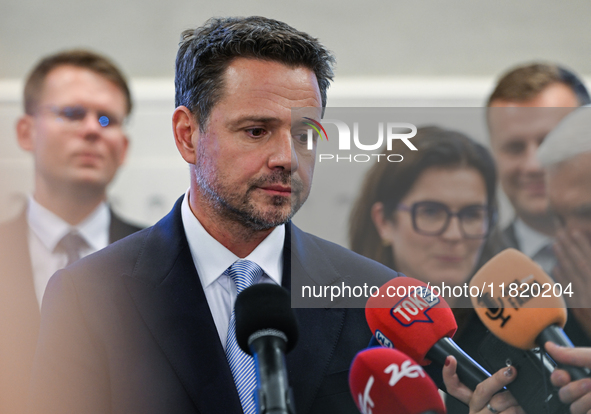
top-left (349, 126), bottom-right (499, 272)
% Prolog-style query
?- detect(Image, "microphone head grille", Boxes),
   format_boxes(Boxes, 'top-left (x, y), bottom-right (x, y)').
top-left (235, 284), bottom-right (299, 354)
top-left (470, 248), bottom-right (567, 349)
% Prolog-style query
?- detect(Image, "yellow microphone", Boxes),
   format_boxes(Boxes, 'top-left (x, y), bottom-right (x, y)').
top-left (470, 248), bottom-right (588, 380)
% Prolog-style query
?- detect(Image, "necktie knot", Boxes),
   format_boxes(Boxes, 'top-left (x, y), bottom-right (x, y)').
top-left (227, 259), bottom-right (263, 294)
top-left (56, 232), bottom-right (88, 266)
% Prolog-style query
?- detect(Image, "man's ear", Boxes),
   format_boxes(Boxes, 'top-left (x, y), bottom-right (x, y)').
top-left (16, 115), bottom-right (35, 152)
top-left (172, 106), bottom-right (199, 164)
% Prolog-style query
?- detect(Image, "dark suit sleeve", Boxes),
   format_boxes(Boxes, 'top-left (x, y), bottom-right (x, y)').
top-left (28, 271), bottom-right (109, 414)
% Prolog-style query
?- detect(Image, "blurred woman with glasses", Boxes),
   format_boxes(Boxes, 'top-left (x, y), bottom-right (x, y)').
top-left (350, 126), bottom-right (504, 413)
top-left (350, 125), bottom-right (498, 301)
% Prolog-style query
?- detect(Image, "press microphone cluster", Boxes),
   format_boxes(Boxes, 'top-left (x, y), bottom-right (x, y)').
top-left (349, 347), bottom-right (446, 414)
top-left (235, 284), bottom-right (299, 414)
top-left (365, 276), bottom-right (491, 390)
top-left (470, 248), bottom-right (591, 381)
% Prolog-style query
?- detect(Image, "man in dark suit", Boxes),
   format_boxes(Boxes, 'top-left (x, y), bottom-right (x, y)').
top-left (486, 63), bottom-right (591, 346)
top-left (0, 50), bottom-right (141, 414)
top-left (29, 17), bottom-right (399, 413)
top-left (486, 63), bottom-right (590, 268)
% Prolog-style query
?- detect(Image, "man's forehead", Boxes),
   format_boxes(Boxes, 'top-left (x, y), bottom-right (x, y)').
top-left (216, 58), bottom-right (321, 113)
top-left (222, 57), bottom-right (318, 89)
top-left (40, 65), bottom-right (127, 106)
top-left (488, 107), bottom-right (574, 140)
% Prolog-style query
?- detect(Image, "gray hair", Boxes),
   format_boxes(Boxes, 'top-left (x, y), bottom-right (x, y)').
top-left (539, 106), bottom-right (591, 167)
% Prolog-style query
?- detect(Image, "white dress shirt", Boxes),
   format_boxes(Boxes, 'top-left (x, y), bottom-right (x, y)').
top-left (513, 218), bottom-right (557, 275)
top-left (180, 190), bottom-right (284, 350)
top-left (27, 196), bottom-right (110, 307)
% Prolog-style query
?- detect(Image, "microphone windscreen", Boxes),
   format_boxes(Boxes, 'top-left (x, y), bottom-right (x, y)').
top-left (365, 277), bottom-right (457, 365)
top-left (235, 284), bottom-right (299, 354)
top-left (470, 248), bottom-right (567, 349)
top-left (349, 347), bottom-right (446, 414)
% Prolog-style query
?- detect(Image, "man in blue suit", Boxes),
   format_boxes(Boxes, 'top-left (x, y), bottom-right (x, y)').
top-left (29, 17), bottom-right (399, 413)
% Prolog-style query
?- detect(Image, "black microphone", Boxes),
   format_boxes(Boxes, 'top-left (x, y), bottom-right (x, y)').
top-left (235, 283), bottom-right (299, 414)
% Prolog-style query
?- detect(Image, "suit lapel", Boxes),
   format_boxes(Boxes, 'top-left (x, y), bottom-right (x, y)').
top-left (283, 223), bottom-right (347, 414)
top-left (122, 198), bottom-right (242, 413)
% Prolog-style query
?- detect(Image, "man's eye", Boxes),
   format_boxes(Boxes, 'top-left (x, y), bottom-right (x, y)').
top-left (293, 132), bottom-right (311, 144)
top-left (61, 107), bottom-right (87, 121)
top-left (502, 142), bottom-right (525, 155)
top-left (247, 128), bottom-right (266, 137)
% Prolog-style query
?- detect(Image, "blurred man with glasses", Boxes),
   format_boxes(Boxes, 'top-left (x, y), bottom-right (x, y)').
top-left (0, 49), bottom-right (141, 414)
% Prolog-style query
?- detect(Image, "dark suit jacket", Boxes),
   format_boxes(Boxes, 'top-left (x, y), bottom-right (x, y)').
top-left (0, 209), bottom-right (141, 414)
top-left (29, 196), bottom-right (398, 414)
top-left (501, 222), bottom-right (519, 251)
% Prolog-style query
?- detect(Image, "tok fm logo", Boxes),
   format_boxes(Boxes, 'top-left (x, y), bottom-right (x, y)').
top-left (390, 288), bottom-right (439, 327)
top-left (303, 117), bottom-right (328, 148)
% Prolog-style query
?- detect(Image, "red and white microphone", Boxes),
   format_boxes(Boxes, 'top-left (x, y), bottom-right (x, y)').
top-left (349, 347), bottom-right (446, 414)
top-left (365, 277), bottom-right (491, 390)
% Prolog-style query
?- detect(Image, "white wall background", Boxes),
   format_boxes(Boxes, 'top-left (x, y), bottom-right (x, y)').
top-left (1, 1), bottom-right (589, 245)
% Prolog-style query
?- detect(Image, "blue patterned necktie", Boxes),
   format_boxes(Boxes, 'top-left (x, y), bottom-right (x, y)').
top-left (225, 259), bottom-right (264, 414)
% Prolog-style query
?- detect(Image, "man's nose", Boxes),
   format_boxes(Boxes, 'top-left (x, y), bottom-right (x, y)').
top-left (79, 112), bottom-right (102, 140)
top-left (268, 129), bottom-right (296, 172)
top-left (523, 143), bottom-right (544, 174)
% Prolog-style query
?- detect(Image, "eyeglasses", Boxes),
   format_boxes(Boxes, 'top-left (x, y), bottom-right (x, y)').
top-left (397, 201), bottom-right (490, 239)
top-left (39, 105), bottom-right (124, 128)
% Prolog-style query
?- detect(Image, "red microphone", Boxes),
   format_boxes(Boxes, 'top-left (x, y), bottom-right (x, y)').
top-left (349, 347), bottom-right (446, 414)
top-left (366, 277), bottom-right (491, 390)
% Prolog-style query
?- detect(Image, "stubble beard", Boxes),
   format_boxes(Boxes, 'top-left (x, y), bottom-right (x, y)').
top-left (193, 151), bottom-right (307, 232)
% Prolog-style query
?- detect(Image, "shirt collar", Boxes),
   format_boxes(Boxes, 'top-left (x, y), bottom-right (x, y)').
top-left (513, 218), bottom-right (554, 258)
top-left (27, 196), bottom-right (110, 252)
top-left (180, 190), bottom-right (284, 288)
